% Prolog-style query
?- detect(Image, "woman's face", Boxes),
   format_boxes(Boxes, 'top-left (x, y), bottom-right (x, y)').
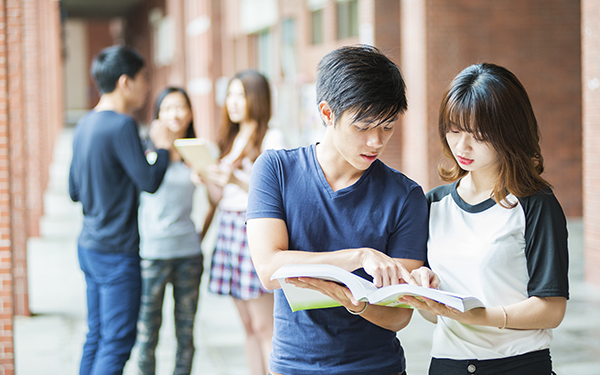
top-left (226, 79), bottom-right (247, 123)
top-left (158, 91), bottom-right (192, 136)
top-left (445, 126), bottom-right (500, 174)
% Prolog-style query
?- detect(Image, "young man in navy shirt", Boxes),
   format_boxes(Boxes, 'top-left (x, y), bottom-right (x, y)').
top-left (69, 46), bottom-right (172, 375)
top-left (246, 45), bottom-right (429, 375)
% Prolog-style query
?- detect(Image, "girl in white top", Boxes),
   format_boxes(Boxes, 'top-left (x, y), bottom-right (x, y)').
top-left (403, 63), bottom-right (569, 375)
top-left (196, 70), bottom-right (285, 375)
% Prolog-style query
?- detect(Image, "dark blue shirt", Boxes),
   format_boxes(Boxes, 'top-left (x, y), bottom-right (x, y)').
top-left (69, 110), bottom-right (169, 254)
top-left (247, 145), bottom-right (428, 375)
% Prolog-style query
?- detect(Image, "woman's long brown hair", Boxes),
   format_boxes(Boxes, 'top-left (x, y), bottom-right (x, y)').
top-left (217, 70), bottom-right (271, 164)
top-left (438, 63), bottom-right (550, 208)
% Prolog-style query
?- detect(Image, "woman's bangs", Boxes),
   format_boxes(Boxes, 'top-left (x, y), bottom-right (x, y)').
top-left (442, 97), bottom-right (476, 134)
top-left (445, 96), bottom-right (494, 143)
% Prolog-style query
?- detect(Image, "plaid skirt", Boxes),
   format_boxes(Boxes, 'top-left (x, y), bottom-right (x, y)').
top-left (208, 210), bottom-right (270, 300)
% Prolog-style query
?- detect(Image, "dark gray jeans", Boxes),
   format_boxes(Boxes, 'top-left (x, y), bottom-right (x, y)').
top-left (136, 254), bottom-right (204, 375)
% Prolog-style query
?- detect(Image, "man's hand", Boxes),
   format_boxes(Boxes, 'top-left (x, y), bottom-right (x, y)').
top-left (285, 277), bottom-right (363, 310)
top-left (359, 248), bottom-right (417, 287)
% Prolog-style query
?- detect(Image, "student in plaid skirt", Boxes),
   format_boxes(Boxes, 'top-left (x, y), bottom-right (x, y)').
top-left (195, 70), bottom-right (286, 375)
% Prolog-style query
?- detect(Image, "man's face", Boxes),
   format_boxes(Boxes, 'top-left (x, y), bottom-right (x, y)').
top-left (331, 111), bottom-right (396, 172)
top-left (127, 67), bottom-right (149, 110)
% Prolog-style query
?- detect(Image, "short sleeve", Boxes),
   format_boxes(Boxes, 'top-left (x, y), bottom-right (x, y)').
top-left (520, 191), bottom-right (569, 299)
top-left (247, 150), bottom-right (286, 221)
top-left (387, 185), bottom-right (429, 261)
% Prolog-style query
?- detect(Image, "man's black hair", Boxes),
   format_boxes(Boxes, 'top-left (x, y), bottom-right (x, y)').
top-left (316, 45), bottom-right (407, 126)
top-left (91, 46), bottom-right (145, 95)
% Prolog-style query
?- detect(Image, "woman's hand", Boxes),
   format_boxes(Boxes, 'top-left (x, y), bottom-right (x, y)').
top-left (403, 295), bottom-right (566, 330)
top-left (400, 295), bottom-right (465, 320)
top-left (400, 293), bottom-right (497, 328)
top-left (190, 171), bottom-right (223, 206)
top-left (400, 267), bottom-right (476, 323)
top-left (203, 163), bottom-right (233, 187)
top-left (149, 119), bottom-right (175, 151)
top-left (410, 267), bottom-right (440, 289)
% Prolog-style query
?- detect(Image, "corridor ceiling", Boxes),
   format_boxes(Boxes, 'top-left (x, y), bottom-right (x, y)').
top-left (61, 0), bottom-right (145, 18)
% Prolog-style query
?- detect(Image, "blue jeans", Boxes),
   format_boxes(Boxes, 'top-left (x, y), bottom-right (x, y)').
top-left (78, 246), bottom-right (141, 375)
top-left (136, 255), bottom-right (204, 375)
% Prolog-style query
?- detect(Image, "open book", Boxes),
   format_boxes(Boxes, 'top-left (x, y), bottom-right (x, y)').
top-left (271, 264), bottom-right (485, 313)
top-left (173, 138), bottom-right (218, 173)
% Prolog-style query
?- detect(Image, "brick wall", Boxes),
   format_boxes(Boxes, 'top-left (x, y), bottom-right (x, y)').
top-left (0, 0), bottom-right (63, 371)
top-left (419, 0), bottom-right (582, 215)
top-left (85, 21), bottom-right (117, 111)
top-left (582, 0), bottom-right (600, 286)
top-left (0, 0), bottom-right (15, 372)
top-left (7, 0), bottom-right (26, 325)
top-left (181, 0), bottom-right (222, 139)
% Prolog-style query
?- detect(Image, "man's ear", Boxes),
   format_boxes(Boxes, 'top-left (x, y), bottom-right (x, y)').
top-left (318, 101), bottom-right (334, 127)
top-left (116, 74), bottom-right (129, 93)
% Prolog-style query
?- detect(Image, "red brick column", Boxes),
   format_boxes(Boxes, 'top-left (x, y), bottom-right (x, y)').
top-left (39, 0), bottom-right (63, 192)
top-left (23, 0), bottom-right (41, 241)
top-left (373, 0), bottom-right (405, 175)
top-left (6, 0), bottom-right (27, 319)
top-left (184, 0), bottom-right (222, 140)
top-left (47, 1), bottom-right (63, 161)
top-left (0, 0), bottom-right (16, 372)
top-left (582, 0), bottom-right (600, 287)
top-left (399, 0), bottom-right (430, 188)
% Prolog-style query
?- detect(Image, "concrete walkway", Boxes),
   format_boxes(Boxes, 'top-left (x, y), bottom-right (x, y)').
top-left (14, 128), bottom-right (600, 375)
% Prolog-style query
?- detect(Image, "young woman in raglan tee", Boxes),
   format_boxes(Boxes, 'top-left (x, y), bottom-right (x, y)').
top-left (403, 63), bottom-right (569, 375)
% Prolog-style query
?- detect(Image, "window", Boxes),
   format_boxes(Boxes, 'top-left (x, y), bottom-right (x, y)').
top-left (311, 9), bottom-right (324, 44)
top-left (336, 0), bottom-right (358, 40)
top-left (281, 18), bottom-right (297, 79)
top-left (257, 29), bottom-right (272, 78)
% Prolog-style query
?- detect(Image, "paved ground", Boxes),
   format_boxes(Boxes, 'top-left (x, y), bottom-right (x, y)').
top-left (14, 128), bottom-right (600, 375)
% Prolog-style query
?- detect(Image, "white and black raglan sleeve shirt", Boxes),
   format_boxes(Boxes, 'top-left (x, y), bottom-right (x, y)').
top-left (426, 182), bottom-right (569, 360)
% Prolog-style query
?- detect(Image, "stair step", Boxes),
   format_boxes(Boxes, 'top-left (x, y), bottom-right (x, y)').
top-left (39, 216), bottom-right (82, 240)
top-left (43, 191), bottom-right (82, 218)
top-left (27, 237), bottom-right (85, 316)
